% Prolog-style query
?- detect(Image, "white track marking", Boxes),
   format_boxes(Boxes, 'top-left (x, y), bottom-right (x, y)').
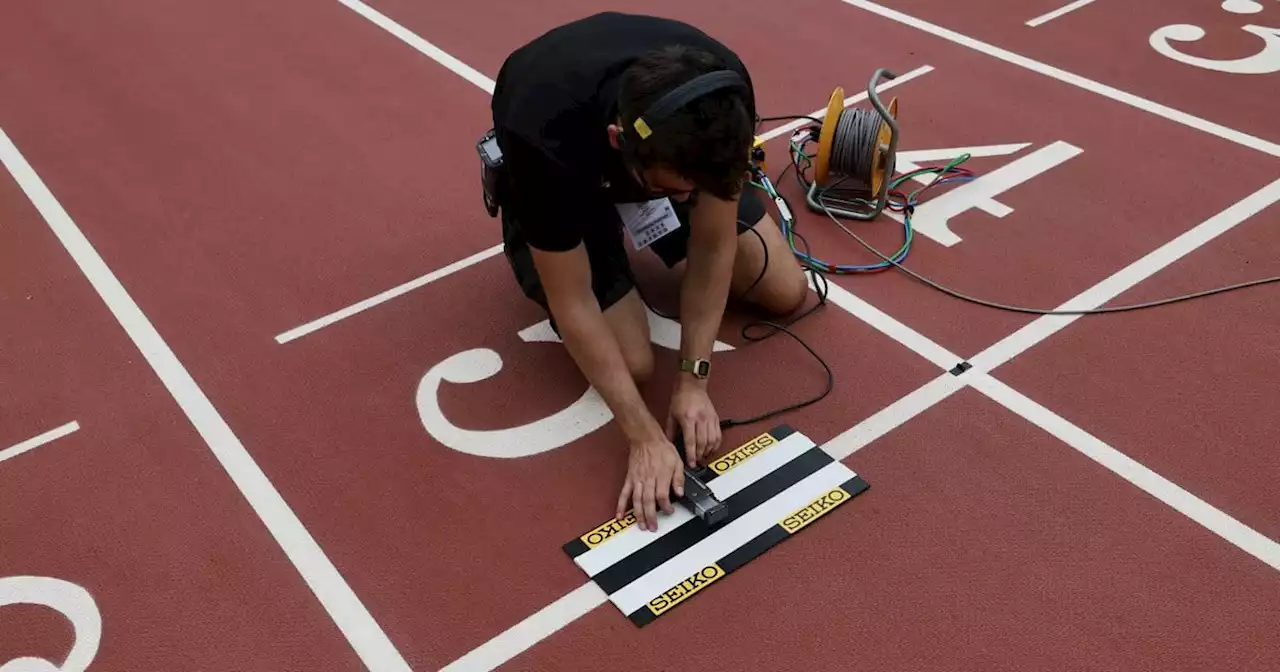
top-left (438, 581), bottom-right (607, 672)
top-left (823, 373), bottom-right (968, 460)
top-left (1150, 24), bottom-right (1280, 75)
top-left (272, 0), bottom-right (504, 345)
top-left (839, 0), bottom-right (1280, 159)
top-left (0, 576), bottom-right (101, 672)
top-left (276, 243), bottom-right (504, 344)
top-left (896, 143), bottom-right (1031, 164)
top-left (756, 65), bottom-right (933, 143)
top-left (897, 140), bottom-right (1083, 247)
top-left (332, 0), bottom-right (495, 92)
top-left (969, 176), bottom-right (1280, 373)
top-left (0, 128), bottom-right (411, 671)
top-left (818, 279), bottom-right (961, 369)
top-left (971, 374), bottom-right (1280, 572)
top-left (1025, 0), bottom-right (1100, 27)
top-left (1221, 0), bottom-right (1263, 14)
top-left (0, 421), bottom-right (79, 465)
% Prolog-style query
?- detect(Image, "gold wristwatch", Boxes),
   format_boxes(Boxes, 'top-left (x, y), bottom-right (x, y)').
top-left (679, 358), bottom-right (710, 379)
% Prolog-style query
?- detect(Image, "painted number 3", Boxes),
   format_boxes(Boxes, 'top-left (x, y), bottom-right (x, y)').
top-left (1149, 0), bottom-right (1280, 74)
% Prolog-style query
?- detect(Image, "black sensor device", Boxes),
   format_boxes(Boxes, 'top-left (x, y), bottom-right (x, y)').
top-left (671, 431), bottom-right (728, 528)
top-left (476, 128), bottom-right (504, 217)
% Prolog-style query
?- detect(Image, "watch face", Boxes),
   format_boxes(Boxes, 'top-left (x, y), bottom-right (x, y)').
top-left (682, 359), bottom-right (709, 377)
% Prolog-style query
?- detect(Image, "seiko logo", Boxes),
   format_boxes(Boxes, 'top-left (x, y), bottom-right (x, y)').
top-left (780, 487), bottom-right (848, 533)
top-left (646, 564), bottom-right (724, 615)
top-left (581, 511), bottom-right (637, 548)
top-left (709, 432), bottom-right (778, 474)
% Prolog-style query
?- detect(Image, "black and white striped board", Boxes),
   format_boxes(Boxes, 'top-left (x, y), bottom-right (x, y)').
top-left (562, 425), bottom-right (869, 627)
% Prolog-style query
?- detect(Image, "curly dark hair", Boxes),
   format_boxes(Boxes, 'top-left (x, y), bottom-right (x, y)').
top-left (616, 45), bottom-right (755, 200)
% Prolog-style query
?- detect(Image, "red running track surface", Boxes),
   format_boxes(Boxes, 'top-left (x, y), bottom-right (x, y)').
top-left (2, 0), bottom-right (1278, 669)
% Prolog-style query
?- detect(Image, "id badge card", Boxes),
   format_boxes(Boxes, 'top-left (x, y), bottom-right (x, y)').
top-left (617, 198), bottom-right (681, 250)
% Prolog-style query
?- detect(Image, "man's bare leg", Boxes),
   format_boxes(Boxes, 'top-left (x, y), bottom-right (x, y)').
top-left (601, 287), bottom-right (655, 384)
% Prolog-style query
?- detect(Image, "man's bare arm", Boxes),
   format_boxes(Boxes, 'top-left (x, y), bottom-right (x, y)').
top-left (666, 191), bottom-right (739, 463)
top-left (529, 244), bottom-right (663, 444)
top-left (531, 243), bottom-right (684, 530)
top-left (678, 192), bottom-right (739, 374)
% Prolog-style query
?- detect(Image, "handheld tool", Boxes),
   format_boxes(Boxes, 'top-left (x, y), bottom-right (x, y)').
top-left (672, 432), bottom-right (728, 528)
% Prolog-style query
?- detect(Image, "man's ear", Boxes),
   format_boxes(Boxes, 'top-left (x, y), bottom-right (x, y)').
top-left (606, 123), bottom-right (623, 150)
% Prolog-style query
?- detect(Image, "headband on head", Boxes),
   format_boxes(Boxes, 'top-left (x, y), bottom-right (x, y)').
top-left (627, 70), bottom-right (748, 141)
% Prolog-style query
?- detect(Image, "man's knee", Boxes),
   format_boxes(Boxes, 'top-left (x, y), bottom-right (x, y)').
top-left (755, 263), bottom-right (809, 316)
top-left (734, 216), bottom-right (810, 316)
top-left (601, 288), bottom-right (655, 384)
top-left (625, 342), bottom-right (655, 385)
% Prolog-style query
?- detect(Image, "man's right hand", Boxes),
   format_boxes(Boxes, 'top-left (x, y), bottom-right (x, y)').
top-left (527, 243), bottom-right (684, 532)
top-left (617, 435), bottom-right (686, 531)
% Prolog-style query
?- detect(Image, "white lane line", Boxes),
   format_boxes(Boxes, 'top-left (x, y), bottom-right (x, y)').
top-left (1025, 0), bottom-right (1099, 27)
top-left (0, 421), bottom-right (80, 464)
top-left (439, 581), bottom-right (608, 672)
top-left (275, 243), bottom-right (504, 344)
top-left (0, 128), bottom-right (412, 671)
top-left (809, 175), bottom-right (1280, 570)
top-left (823, 373), bottom-right (967, 460)
top-left (838, 0), bottom-right (1280, 159)
top-left (756, 65), bottom-right (933, 143)
top-left (971, 374), bottom-right (1280, 572)
top-left (969, 176), bottom-right (1280, 373)
top-left (818, 279), bottom-right (962, 369)
top-left (332, 0), bottom-right (495, 93)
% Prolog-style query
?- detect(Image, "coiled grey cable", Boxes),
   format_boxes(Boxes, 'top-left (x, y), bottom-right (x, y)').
top-left (828, 108), bottom-right (882, 189)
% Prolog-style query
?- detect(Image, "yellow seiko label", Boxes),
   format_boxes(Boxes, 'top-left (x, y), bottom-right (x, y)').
top-left (646, 564), bottom-right (725, 616)
top-left (579, 511), bottom-right (637, 549)
top-left (709, 431), bottom-right (778, 475)
top-left (780, 486), bottom-right (849, 534)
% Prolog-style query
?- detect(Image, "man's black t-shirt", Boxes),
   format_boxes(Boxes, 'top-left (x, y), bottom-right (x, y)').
top-left (490, 12), bottom-right (756, 253)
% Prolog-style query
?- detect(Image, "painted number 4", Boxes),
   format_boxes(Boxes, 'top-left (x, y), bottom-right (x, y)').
top-left (884, 141), bottom-right (1083, 247)
top-left (1150, 0), bottom-right (1280, 74)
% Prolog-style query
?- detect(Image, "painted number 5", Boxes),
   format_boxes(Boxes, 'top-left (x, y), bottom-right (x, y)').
top-left (416, 307), bottom-right (734, 459)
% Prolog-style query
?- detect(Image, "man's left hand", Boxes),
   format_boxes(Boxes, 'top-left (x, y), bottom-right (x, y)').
top-left (667, 380), bottom-right (721, 468)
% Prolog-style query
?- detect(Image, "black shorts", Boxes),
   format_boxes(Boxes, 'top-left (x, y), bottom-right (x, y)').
top-left (501, 189), bottom-right (769, 317)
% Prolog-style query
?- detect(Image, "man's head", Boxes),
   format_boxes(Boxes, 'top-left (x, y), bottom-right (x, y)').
top-left (608, 45), bottom-right (754, 202)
